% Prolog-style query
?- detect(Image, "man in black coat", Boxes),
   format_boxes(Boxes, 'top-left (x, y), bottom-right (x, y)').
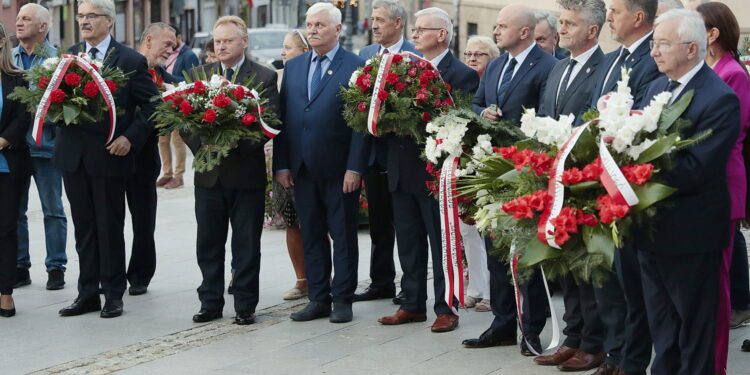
top-left (57, 0), bottom-right (160, 318)
top-left (184, 16), bottom-right (279, 326)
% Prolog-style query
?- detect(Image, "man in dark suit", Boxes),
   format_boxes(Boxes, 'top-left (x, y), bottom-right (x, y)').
top-left (183, 16), bottom-right (278, 326)
top-left (636, 9), bottom-right (738, 375)
top-left (353, 0), bottom-right (417, 304)
top-left (534, 11), bottom-right (567, 60)
top-left (273, 3), bottom-right (367, 324)
top-left (57, 0), bottom-right (160, 318)
top-left (376, 7), bottom-right (478, 333)
top-left (586, 1), bottom-right (661, 374)
top-left (533, 0), bottom-right (607, 372)
top-left (124, 22), bottom-right (180, 297)
top-left (466, 4), bottom-right (556, 356)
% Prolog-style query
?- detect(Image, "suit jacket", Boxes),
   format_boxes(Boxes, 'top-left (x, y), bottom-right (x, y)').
top-left (386, 51), bottom-right (480, 194)
top-left (588, 33), bottom-right (661, 109)
top-left (539, 46), bottom-right (605, 123)
top-left (473, 44), bottom-right (558, 123)
top-left (0, 72), bottom-right (32, 175)
top-left (172, 44), bottom-right (200, 79)
top-left (635, 64), bottom-right (740, 253)
top-left (54, 39), bottom-right (160, 177)
top-left (182, 59), bottom-right (279, 190)
top-left (359, 40), bottom-right (418, 169)
top-left (273, 47), bottom-right (367, 180)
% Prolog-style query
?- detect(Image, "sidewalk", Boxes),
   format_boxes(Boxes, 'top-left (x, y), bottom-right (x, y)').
top-left (4, 159), bottom-right (750, 375)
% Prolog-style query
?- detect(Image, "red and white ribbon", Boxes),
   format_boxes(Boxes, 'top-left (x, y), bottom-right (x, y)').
top-left (33, 53), bottom-right (117, 146)
top-left (439, 155), bottom-right (465, 312)
top-left (598, 136), bottom-right (639, 206)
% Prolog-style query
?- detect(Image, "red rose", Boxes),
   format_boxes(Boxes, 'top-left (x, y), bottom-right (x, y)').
top-left (391, 54), bottom-right (404, 64)
top-left (377, 89), bottom-right (389, 101)
top-left (212, 93), bottom-right (231, 108)
top-left (104, 80), bottom-right (117, 93)
top-left (241, 113), bottom-right (257, 126)
top-left (38, 77), bottom-right (50, 89)
top-left (193, 80), bottom-right (207, 94)
top-left (421, 112), bottom-right (431, 122)
top-left (407, 68), bottom-right (417, 77)
top-left (415, 88), bottom-right (429, 103)
top-left (258, 106), bottom-right (266, 114)
top-left (561, 167), bottom-right (584, 184)
top-left (232, 86), bottom-right (246, 100)
top-left (179, 100), bottom-right (194, 115)
top-left (394, 82), bottom-right (407, 93)
top-left (363, 65), bottom-right (373, 73)
top-left (83, 81), bottom-right (99, 98)
top-left (202, 109), bottom-right (217, 123)
top-left (64, 73), bottom-right (82, 87)
top-left (356, 74), bottom-right (372, 93)
top-left (50, 89), bottom-right (66, 103)
top-left (444, 97), bottom-right (454, 107)
top-left (357, 102), bottom-right (368, 112)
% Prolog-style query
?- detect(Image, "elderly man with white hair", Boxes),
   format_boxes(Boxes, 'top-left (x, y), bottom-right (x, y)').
top-left (12, 3), bottom-right (69, 292)
top-left (636, 8), bottom-right (740, 375)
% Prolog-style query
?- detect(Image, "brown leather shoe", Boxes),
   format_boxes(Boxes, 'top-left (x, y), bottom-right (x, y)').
top-left (165, 177), bottom-right (184, 189)
top-left (533, 345), bottom-right (578, 366)
top-left (431, 313), bottom-right (459, 332)
top-left (156, 176), bottom-right (172, 187)
top-left (378, 309), bottom-right (427, 325)
top-left (557, 351), bottom-right (606, 372)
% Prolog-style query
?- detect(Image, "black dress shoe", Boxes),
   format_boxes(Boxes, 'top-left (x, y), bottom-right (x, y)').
top-left (234, 312), bottom-right (256, 325)
top-left (330, 302), bottom-right (353, 323)
top-left (100, 299), bottom-right (124, 318)
top-left (462, 328), bottom-right (517, 348)
top-left (743, 339), bottom-right (750, 352)
top-left (128, 284), bottom-right (148, 296)
top-left (46, 269), bottom-right (65, 290)
top-left (13, 268), bottom-right (31, 288)
top-left (353, 287), bottom-right (395, 302)
top-left (392, 291), bottom-right (405, 305)
top-left (521, 334), bottom-right (543, 356)
top-left (290, 301), bottom-right (331, 321)
top-left (59, 297), bottom-right (101, 316)
top-left (0, 307), bottom-right (16, 317)
top-left (193, 309), bottom-right (223, 323)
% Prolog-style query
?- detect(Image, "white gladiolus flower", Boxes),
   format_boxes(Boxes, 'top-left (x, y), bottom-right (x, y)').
top-left (626, 138), bottom-right (657, 160)
top-left (348, 70), bottom-right (361, 87)
top-left (42, 57), bottom-right (60, 70)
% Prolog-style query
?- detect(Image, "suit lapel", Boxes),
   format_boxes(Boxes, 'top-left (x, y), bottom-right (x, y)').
top-left (501, 46), bottom-right (542, 106)
top-left (308, 48), bottom-right (344, 105)
top-left (624, 34), bottom-right (652, 71)
top-left (488, 54), bottom-right (508, 104)
top-left (673, 64), bottom-right (707, 104)
top-left (559, 48), bottom-right (604, 111)
top-left (104, 39), bottom-right (121, 68)
top-left (237, 58), bottom-right (255, 82)
top-left (437, 51), bottom-right (454, 79)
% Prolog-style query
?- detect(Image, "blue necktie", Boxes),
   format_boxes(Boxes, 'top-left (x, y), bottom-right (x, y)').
top-left (225, 68), bottom-right (235, 81)
top-left (310, 55), bottom-right (327, 98)
top-left (496, 58), bottom-right (517, 105)
top-left (89, 47), bottom-right (100, 61)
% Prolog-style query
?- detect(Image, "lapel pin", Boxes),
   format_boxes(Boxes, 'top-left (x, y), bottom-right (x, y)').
top-left (630, 58), bottom-right (635, 63)
top-left (530, 62), bottom-right (535, 66)
top-left (586, 67), bottom-right (591, 74)
top-left (327, 70), bottom-right (333, 75)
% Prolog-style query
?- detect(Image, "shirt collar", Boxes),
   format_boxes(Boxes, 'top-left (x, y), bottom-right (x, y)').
top-left (430, 47), bottom-right (451, 68)
top-left (311, 43), bottom-right (340, 63)
top-left (509, 42), bottom-right (536, 66)
top-left (379, 37), bottom-right (404, 54)
top-left (623, 31), bottom-right (652, 54)
top-left (571, 44), bottom-right (599, 67)
top-left (221, 55), bottom-right (246, 72)
top-left (674, 61), bottom-right (704, 87)
top-left (86, 35), bottom-right (112, 59)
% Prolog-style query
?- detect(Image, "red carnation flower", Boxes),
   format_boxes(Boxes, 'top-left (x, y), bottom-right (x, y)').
top-left (561, 167), bottom-right (584, 185)
top-left (407, 68), bottom-right (417, 77)
top-left (356, 74), bottom-right (372, 92)
top-left (415, 88), bottom-right (429, 103)
top-left (395, 82), bottom-right (407, 93)
top-left (64, 73), bottom-right (82, 87)
top-left (386, 72), bottom-right (400, 86)
top-left (582, 158), bottom-right (603, 181)
top-left (421, 112), bottom-right (431, 122)
top-left (391, 54), bottom-right (404, 64)
top-left (363, 65), bottom-right (373, 73)
top-left (241, 113), bottom-right (257, 126)
top-left (377, 89), bottom-right (389, 101)
top-left (38, 77), bottom-right (50, 89)
top-left (179, 100), bottom-right (194, 115)
top-left (193, 80), bottom-right (207, 94)
top-left (202, 109), bottom-right (217, 123)
top-left (232, 86), bottom-right (246, 100)
top-left (50, 89), bottom-right (66, 103)
top-left (104, 80), bottom-right (117, 93)
top-left (83, 81), bottom-right (99, 98)
top-left (212, 93), bottom-right (231, 108)
top-left (357, 102), bottom-right (368, 112)
top-left (417, 60), bottom-right (428, 69)
top-left (621, 163), bottom-right (654, 185)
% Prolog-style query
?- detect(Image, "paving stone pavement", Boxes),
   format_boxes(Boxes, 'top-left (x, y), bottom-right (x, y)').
top-left (5, 159), bottom-right (750, 375)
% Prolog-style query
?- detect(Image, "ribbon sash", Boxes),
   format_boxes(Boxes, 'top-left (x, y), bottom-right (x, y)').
top-left (599, 137), bottom-right (639, 206)
top-left (439, 156), bottom-right (464, 312)
top-left (33, 53), bottom-right (117, 146)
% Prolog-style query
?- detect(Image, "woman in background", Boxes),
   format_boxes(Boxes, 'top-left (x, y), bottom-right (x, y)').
top-left (463, 35), bottom-right (500, 78)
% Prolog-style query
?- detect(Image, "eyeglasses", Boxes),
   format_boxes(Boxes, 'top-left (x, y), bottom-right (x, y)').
top-left (464, 52), bottom-right (489, 59)
top-left (411, 27), bottom-right (443, 35)
top-left (75, 13), bottom-right (109, 22)
top-left (649, 40), bottom-right (692, 52)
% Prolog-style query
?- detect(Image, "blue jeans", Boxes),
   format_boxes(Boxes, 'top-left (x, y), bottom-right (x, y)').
top-left (17, 157), bottom-right (67, 272)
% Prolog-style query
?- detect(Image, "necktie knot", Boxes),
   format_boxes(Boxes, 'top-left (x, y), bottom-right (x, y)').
top-left (382, 48), bottom-right (390, 55)
top-left (225, 68), bottom-right (235, 80)
top-left (314, 55), bottom-right (327, 62)
top-left (667, 80), bottom-right (681, 93)
top-left (89, 47), bottom-right (100, 60)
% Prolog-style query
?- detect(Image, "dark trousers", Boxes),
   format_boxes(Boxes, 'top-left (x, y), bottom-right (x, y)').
top-left (594, 245), bottom-right (652, 375)
top-left (0, 171), bottom-right (30, 294)
top-left (63, 168), bottom-right (128, 301)
top-left (392, 190), bottom-right (455, 315)
top-left (639, 250), bottom-right (720, 375)
top-left (363, 166), bottom-right (396, 293)
top-left (195, 185), bottom-right (264, 313)
top-left (560, 275), bottom-right (604, 353)
top-left (125, 144), bottom-right (160, 286)
top-left (294, 167), bottom-right (360, 303)
top-left (731, 226), bottom-right (749, 310)
top-left (486, 237), bottom-right (547, 336)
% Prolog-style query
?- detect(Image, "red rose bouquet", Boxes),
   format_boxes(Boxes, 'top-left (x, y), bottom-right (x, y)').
top-left (341, 52), bottom-right (453, 142)
top-left (151, 72), bottom-right (281, 172)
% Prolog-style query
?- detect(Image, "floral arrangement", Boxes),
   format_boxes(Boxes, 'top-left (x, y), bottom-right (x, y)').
top-left (459, 68), bottom-right (707, 284)
top-left (341, 52), bottom-right (454, 142)
top-left (151, 71), bottom-right (281, 172)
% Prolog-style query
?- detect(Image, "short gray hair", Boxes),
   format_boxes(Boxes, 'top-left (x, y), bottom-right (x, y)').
top-left (535, 11), bottom-right (558, 34)
top-left (307, 2), bottom-right (342, 26)
top-left (466, 35), bottom-right (500, 58)
top-left (414, 7), bottom-right (453, 44)
top-left (19, 3), bottom-right (52, 32)
top-left (557, 0), bottom-right (607, 36)
top-left (372, 0), bottom-right (406, 22)
top-left (624, 0), bottom-right (658, 25)
top-left (658, 0), bottom-right (684, 9)
top-left (140, 22), bottom-right (175, 43)
top-left (77, 0), bottom-right (116, 19)
top-left (654, 9), bottom-right (706, 60)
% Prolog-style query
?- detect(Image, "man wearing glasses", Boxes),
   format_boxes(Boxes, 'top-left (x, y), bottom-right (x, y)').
top-left (56, 0), bottom-right (159, 319)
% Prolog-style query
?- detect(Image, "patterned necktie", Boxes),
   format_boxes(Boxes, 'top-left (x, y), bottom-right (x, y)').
top-left (602, 48), bottom-right (631, 95)
top-left (496, 58), bottom-right (517, 105)
top-left (382, 48), bottom-right (390, 55)
top-left (556, 59), bottom-right (578, 116)
top-left (310, 55), bottom-right (327, 98)
top-left (89, 47), bottom-right (100, 61)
